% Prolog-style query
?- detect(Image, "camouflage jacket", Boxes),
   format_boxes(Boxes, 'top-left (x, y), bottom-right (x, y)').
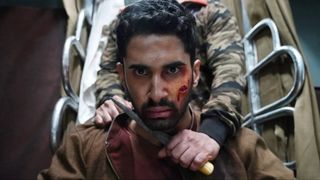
top-left (95, 1), bottom-right (245, 140)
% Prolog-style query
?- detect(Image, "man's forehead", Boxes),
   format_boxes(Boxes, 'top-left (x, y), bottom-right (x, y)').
top-left (124, 34), bottom-right (191, 67)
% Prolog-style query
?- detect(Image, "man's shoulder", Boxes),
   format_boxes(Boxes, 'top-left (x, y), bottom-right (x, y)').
top-left (234, 127), bottom-right (261, 141)
top-left (230, 127), bottom-right (261, 141)
top-left (196, 1), bottom-right (230, 19)
top-left (65, 120), bottom-right (111, 149)
top-left (225, 128), bottom-right (265, 154)
top-left (75, 120), bottom-right (107, 133)
top-left (223, 129), bottom-right (294, 178)
top-left (71, 114), bottom-right (130, 145)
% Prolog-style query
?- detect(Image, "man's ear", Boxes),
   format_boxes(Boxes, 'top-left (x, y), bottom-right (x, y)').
top-left (192, 59), bottom-right (201, 87)
top-left (116, 62), bottom-right (124, 82)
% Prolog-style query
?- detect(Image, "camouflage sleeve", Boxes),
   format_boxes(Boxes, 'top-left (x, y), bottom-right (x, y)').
top-left (195, 2), bottom-right (246, 136)
top-left (95, 19), bottom-right (125, 107)
top-left (95, 2), bottom-right (245, 138)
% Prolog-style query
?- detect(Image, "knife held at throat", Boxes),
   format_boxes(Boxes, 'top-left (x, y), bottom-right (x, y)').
top-left (110, 97), bottom-right (214, 175)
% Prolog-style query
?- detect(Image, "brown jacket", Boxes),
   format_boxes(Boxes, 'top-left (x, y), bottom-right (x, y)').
top-left (39, 114), bottom-right (293, 180)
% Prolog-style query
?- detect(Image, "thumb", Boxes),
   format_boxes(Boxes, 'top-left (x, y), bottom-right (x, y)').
top-left (158, 147), bottom-right (168, 159)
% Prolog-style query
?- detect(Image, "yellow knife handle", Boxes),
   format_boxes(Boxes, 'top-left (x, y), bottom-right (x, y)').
top-left (199, 162), bottom-right (214, 175)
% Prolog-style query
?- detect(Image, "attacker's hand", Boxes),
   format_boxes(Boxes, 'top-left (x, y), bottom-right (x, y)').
top-left (94, 95), bottom-right (132, 128)
top-left (158, 129), bottom-right (219, 171)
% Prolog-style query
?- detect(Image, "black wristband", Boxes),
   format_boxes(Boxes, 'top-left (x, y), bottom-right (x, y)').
top-left (199, 115), bottom-right (230, 146)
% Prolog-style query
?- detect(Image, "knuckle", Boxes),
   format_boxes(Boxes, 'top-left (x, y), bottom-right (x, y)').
top-left (180, 154), bottom-right (188, 163)
top-left (190, 162), bottom-right (200, 171)
top-left (104, 100), bottom-right (110, 105)
top-left (180, 158), bottom-right (190, 167)
top-left (95, 117), bottom-right (101, 123)
top-left (114, 96), bottom-right (122, 101)
top-left (166, 148), bottom-right (172, 157)
top-left (194, 154), bottom-right (207, 165)
top-left (95, 112), bottom-right (102, 118)
top-left (171, 151), bottom-right (179, 159)
top-left (179, 156), bottom-right (192, 169)
top-left (167, 143), bottom-right (175, 151)
top-left (194, 157), bottom-right (204, 165)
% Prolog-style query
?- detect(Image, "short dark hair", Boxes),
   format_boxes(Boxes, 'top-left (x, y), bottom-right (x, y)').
top-left (116, 0), bottom-right (198, 64)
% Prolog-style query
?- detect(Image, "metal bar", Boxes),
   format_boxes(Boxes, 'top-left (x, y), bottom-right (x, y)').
top-left (242, 18), bottom-right (305, 170)
top-left (62, 36), bottom-right (86, 103)
top-left (243, 46), bottom-right (305, 119)
top-left (244, 38), bottom-right (260, 132)
top-left (243, 18), bottom-right (281, 50)
top-left (50, 96), bottom-right (78, 152)
top-left (240, 0), bottom-right (251, 34)
top-left (242, 107), bottom-right (296, 169)
top-left (75, 9), bottom-right (86, 41)
top-left (243, 18), bottom-right (305, 125)
top-left (243, 107), bottom-right (294, 127)
top-left (51, 0), bottom-right (93, 153)
top-left (243, 19), bottom-right (281, 129)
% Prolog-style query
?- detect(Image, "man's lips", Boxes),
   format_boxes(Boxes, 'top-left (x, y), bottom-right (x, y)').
top-left (143, 107), bottom-right (173, 119)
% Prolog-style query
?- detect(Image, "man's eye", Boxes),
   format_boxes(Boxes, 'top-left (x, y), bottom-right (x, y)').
top-left (167, 66), bottom-right (180, 74)
top-left (134, 68), bottom-right (148, 76)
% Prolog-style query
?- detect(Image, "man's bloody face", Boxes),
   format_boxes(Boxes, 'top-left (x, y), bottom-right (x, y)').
top-left (117, 35), bottom-right (200, 132)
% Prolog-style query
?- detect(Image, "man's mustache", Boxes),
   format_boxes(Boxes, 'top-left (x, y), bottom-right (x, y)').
top-left (141, 98), bottom-right (176, 110)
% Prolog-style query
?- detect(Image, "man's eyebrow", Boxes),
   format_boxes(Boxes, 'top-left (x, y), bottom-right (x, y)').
top-left (128, 64), bottom-right (150, 69)
top-left (163, 61), bottom-right (186, 68)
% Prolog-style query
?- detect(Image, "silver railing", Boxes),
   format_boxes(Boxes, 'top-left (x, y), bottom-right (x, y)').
top-left (242, 18), bottom-right (305, 170)
top-left (51, 97), bottom-right (78, 151)
top-left (50, 1), bottom-right (93, 152)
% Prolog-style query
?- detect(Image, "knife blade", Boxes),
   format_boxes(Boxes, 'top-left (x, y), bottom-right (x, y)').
top-left (110, 97), bottom-right (214, 175)
top-left (110, 97), bottom-right (170, 144)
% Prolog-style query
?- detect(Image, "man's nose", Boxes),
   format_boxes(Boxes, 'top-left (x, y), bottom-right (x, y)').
top-left (148, 76), bottom-right (168, 104)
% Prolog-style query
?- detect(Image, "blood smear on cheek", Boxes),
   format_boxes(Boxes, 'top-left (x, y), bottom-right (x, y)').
top-left (177, 85), bottom-right (188, 101)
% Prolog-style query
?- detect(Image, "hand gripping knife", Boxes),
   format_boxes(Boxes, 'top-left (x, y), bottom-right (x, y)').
top-left (110, 97), bottom-right (214, 175)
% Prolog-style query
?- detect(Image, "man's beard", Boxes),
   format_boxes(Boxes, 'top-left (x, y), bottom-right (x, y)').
top-left (126, 90), bottom-right (191, 132)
